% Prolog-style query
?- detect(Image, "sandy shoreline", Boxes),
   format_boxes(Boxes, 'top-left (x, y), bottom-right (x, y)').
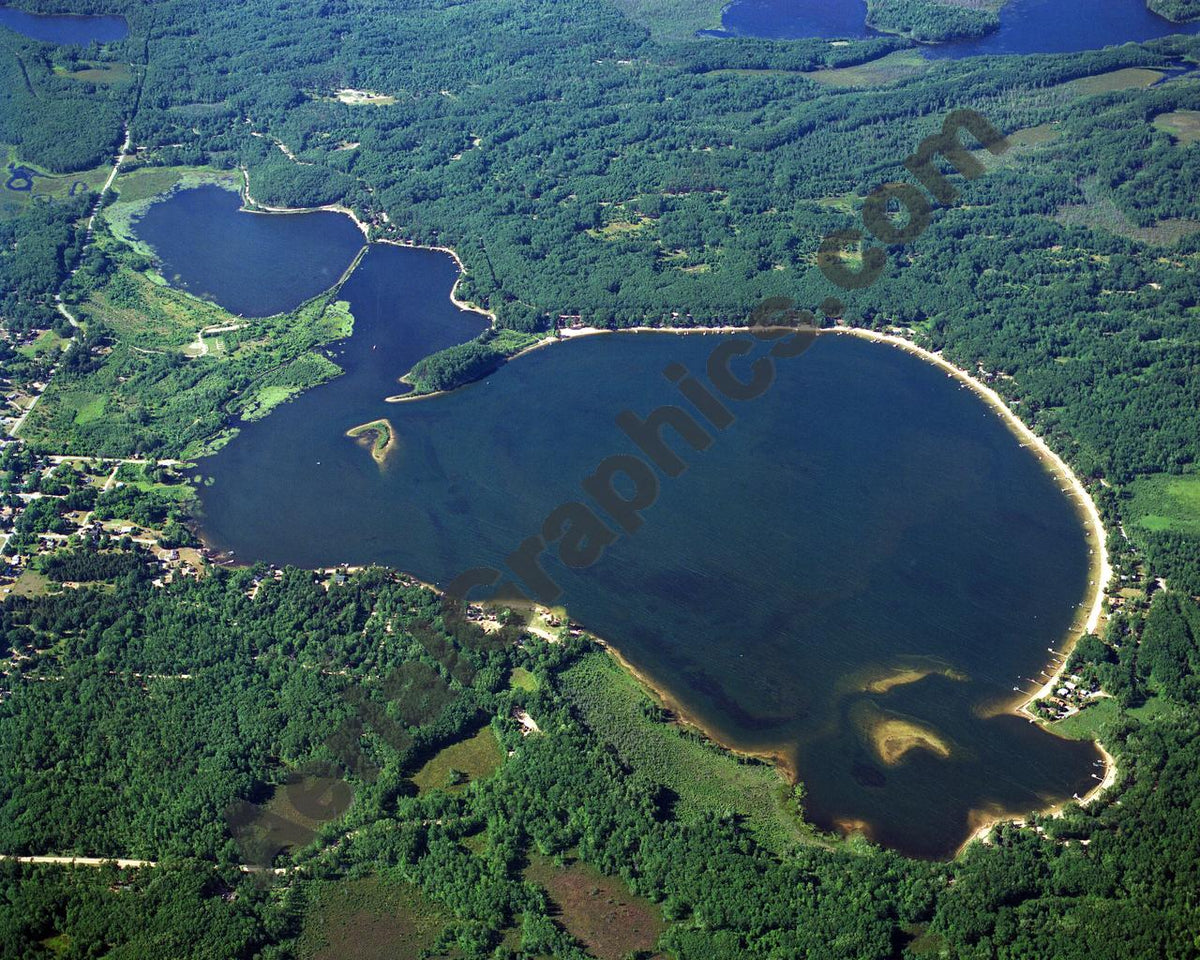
top-left (832, 329), bottom-right (1113, 722)
top-left (959, 739), bottom-right (1118, 854)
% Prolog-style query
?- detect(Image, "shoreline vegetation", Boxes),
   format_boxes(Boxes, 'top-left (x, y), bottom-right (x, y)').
top-left (344, 418), bottom-right (396, 466)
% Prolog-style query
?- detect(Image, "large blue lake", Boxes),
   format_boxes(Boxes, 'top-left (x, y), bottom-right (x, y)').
top-left (711, 0), bottom-right (1200, 56)
top-left (133, 189), bottom-right (1103, 858)
top-left (0, 7), bottom-right (128, 44)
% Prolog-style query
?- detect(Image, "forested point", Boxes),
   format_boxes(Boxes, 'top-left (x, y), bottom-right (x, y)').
top-left (1148, 0), bottom-right (1200, 22)
top-left (866, 0), bottom-right (1003, 43)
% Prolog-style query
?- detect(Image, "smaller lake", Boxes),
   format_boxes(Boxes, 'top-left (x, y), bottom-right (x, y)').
top-left (130, 185), bottom-right (366, 317)
top-left (0, 7), bottom-right (128, 44)
top-left (711, 0), bottom-right (1200, 57)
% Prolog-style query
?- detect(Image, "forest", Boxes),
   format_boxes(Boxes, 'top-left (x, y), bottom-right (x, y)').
top-left (1149, 0), bottom-right (1200, 22)
top-left (0, 559), bottom-right (1197, 958)
top-left (865, 0), bottom-right (1000, 42)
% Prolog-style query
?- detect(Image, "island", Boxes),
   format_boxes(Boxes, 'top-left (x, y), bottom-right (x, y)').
top-left (345, 417), bottom-right (397, 466)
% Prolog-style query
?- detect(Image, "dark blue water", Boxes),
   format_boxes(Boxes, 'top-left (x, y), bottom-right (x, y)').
top-left (187, 201), bottom-right (1101, 856)
top-left (715, 0), bottom-right (1200, 56)
top-left (0, 7), bottom-right (128, 44)
top-left (131, 185), bottom-right (365, 317)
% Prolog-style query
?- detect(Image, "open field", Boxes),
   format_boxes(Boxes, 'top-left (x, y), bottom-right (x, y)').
top-left (1127, 471), bottom-right (1200, 535)
top-left (296, 877), bottom-right (450, 960)
top-left (609, 0), bottom-right (725, 39)
top-left (525, 853), bottom-right (666, 959)
top-left (83, 266), bottom-right (230, 350)
top-left (1004, 122), bottom-right (1061, 148)
top-left (231, 774), bottom-right (353, 865)
top-left (111, 164), bottom-right (241, 206)
top-left (559, 651), bottom-right (823, 854)
top-left (1052, 697), bottom-right (1120, 740)
top-left (509, 666), bottom-right (539, 691)
top-left (1153, 108), bottom-right (1200, 145)
top-left (15, 329), bottom-right (69, 360)
top-left (1054, 695), bottom-right (1177, 740)
top-left (411, 725), bottom-right (504, 794)
top-left (1068, 67), bottom-right (1165, 96)
top-left (52, 62), bottom-right (131, 85)
top-left (1055, 179), bottom-right (1200, 246)
top-left (805, 50), bottom-right (930, 88)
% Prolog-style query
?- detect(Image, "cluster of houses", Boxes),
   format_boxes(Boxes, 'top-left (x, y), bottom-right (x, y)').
top-left (1038, 673), bottom-right (1105, 721)
top-left (0, 448), bottom-right (202, 595)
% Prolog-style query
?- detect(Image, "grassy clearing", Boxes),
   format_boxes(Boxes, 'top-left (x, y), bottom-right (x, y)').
top-left (1127, 471), bottom-right (1200, 536)
top-left (1004, 122), bottom-right (1061, 148)
top-left (509, 667), bottom-right (539, 691)
top-left (805, 50), bottom-right (929, 88)
top-left (1128, 696), bottom-right (1176, 722)
top-left (114, 462), bottom-right (197, 500)
top-left (903, 924), bottom-right (949, 957)
top-left (38, 933), bottom-right (71, 955)
top-left (15, 329), bottom-right (69, 359)
top-left (488, 328), bottom-right (544, 353)
top-left (588, 215), bottom-right (654, 239)
top-left (71, 395), bottom-right (107, 425)
top-left (558, 651), bottom-right (823, 855)
top-left (608, 0), bottom-right (726, 40)
top-left (52, 62), bottom-right (131, 84)
top-left (296, 876), bottom-right (450, 960)
top-left (1153, 109), bottom-right (1200, 145)
top-left (233, 774), bottom-right (353, 865)
top-left (111, 164), bottom-right (241, 206)
top-left (83, 267), bottom-right (230, 351)
top-left (1054, 695), bottom-right (1177, 741)
top-left (1052, 697), bottom-right (1119, 740)
top-left (411, 725), bottom-right (504, 794)
top-left (524, 853), bottom-right (666, 960)
top-left (1068, 67), bottom-right (1165, 96)
top-left (2, 571), bottom-right (52, 599)
top-left (813, 193), bottom-right (858, 214)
